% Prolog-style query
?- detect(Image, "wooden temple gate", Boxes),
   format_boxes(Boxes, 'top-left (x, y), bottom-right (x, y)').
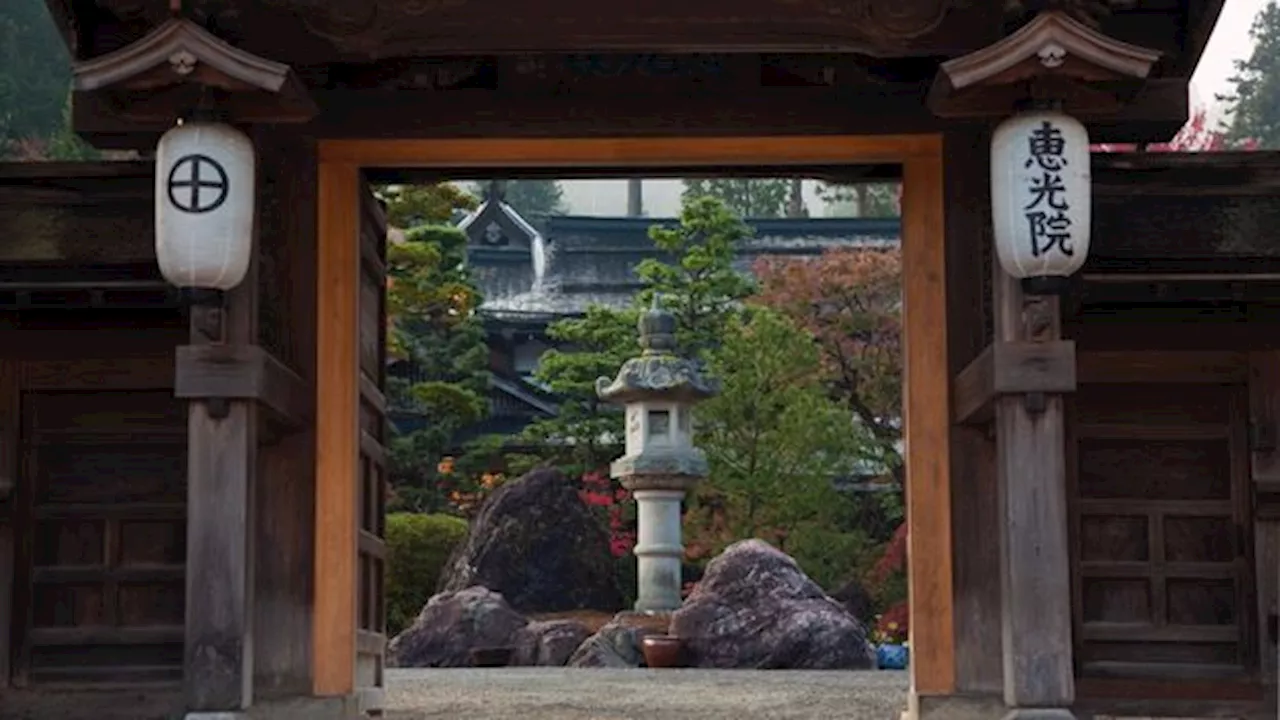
top-left (1, 1), bottom-right (1274, 719)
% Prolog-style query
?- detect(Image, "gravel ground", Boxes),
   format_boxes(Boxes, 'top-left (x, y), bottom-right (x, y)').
top-left (384, 667), bottom-right (910, 720)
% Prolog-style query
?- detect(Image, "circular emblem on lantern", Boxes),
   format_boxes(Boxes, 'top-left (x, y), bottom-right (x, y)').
top-left (154, 121), bottom-right (256, 291)
top-left (167, 153), bottom-right (230, 214)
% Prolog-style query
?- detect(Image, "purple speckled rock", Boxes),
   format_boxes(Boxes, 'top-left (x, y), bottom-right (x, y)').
top-left (670, 539), bottom-right (877, 670)
top-left (388, 586), bottom-right (527, 668)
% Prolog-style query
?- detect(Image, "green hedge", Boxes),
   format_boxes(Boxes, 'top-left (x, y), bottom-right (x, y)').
top-left (385, 512), bottom-right (469, 636)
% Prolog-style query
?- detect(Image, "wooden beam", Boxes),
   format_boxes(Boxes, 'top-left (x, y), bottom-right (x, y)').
top-left (72, 78), bottom-right (1190, 150)
top-left (1077, 350), bottom-right (1249, 385)
top-left (953, 340), bottom-right (1077, 425)
top-left (314, 161), bottom-right (360, 698)
top-left (175, 343), bottom-right (310, 428)
top-left (183, 211), bottom-right (260, 711)
top-left (993, 270), bottom-right (1075, 715)
top-left (902, 139), bottom-right (956, 697)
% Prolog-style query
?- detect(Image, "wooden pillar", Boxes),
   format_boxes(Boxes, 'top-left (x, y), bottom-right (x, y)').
top-left (314, 160), bottom-right (361, 698)
top-left (945, 129), bottom-right (1004, 697)
top-left (183, 229), bottom-right (260, 713)
top-left (903, 138), bottom-right (956, 698)
top-left (252, 130), bottom-right (320, 699)
top-left (993, 267), bottom-right (1075, 718)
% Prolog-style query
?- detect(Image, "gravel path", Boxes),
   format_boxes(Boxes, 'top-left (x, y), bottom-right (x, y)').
top-left (384, 667), bottom-right (910, 720)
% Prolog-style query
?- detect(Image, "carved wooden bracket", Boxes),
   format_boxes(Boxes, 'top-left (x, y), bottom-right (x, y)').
top-left (928, 9), bottom-right (1160, 117)
top-left (72, 18), bottom-right (317, 126)
top-left (175, 344), bottom-right (311, 430)
top-left (953, 339), bottom-right (1077, 425)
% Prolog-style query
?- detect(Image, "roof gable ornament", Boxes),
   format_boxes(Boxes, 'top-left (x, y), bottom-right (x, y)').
top-left (928, 9), bottom-right (1161, 117)
top-left (71, 17), bottom-right (317, 126)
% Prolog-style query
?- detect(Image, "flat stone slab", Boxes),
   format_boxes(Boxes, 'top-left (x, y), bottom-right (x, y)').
top-left (385, 667), bottom-right (909, 720)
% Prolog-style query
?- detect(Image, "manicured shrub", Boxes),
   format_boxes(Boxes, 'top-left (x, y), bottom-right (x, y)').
top-left (385, 512), bottom-right (469, 636)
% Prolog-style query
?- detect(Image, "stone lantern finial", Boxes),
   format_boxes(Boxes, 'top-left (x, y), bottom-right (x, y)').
top-left (639, 293), bottom-right (677, 355)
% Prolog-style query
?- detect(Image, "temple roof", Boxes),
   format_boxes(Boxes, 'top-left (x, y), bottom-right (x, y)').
top-left (474, 214), bottom-right (901, 321)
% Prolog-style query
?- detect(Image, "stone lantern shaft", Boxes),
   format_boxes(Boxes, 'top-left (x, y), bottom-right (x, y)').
top-left (596, 296), bottom-right (718, 612)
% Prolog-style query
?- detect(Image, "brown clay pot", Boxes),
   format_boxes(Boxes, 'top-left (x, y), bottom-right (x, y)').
top-left (641, 635), bottom-right (684, 668)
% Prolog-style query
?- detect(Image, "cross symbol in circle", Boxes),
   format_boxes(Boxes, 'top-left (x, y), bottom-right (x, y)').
top-left (167, 153), bottom-right (230, 214)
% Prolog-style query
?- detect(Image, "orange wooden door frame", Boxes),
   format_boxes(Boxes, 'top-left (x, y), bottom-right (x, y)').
top-left (314, 135), bottom-right (954, 697)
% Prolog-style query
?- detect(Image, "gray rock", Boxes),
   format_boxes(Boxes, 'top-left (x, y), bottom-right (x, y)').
top-left (437, 468), bottom-right (624, 613)
top-left (670, 539), bottom-right (877, 670)
top-left (388, 586), bottom-right (528, 668)
top-left (566, 621), bottom-right (655, 668)
top-left (512, 620), bottom-right (594, 667)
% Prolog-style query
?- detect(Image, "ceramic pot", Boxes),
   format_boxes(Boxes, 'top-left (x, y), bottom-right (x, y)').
top-left (469, 646), bottom-right (514, 667)
top-left (641, 634), bottom-right (684, 668)
top-left (875, 643), bottom-right (909, 670)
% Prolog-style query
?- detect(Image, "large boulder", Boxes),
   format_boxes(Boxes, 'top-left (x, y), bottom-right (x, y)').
top-left (512, 620), bottom-right (594, 667)
top-left (670, 539), bottom-right (877, 670)
top-left (437, 468), bottom-right (624, 613)
top-left (388, 586), bottom-right (528, 667)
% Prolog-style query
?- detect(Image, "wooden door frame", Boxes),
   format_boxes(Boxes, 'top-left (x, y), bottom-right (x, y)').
top-left (313, 135), bottom-right (953, 697)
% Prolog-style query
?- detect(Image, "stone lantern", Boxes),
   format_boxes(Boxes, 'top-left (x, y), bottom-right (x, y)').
top-left (597, 298), bottom-right (717, 612)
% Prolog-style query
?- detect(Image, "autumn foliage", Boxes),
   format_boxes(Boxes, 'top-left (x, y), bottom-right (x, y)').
top-left (754, 247), bottom-right (903, 463)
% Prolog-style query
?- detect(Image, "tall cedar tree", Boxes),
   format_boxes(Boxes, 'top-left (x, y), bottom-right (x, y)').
top-left (381, 185), bottom-right (492, 513)
top-left (681, 179), bottom-right (793, 218)
top-left (1221, 2), bottom-right (1280, 149)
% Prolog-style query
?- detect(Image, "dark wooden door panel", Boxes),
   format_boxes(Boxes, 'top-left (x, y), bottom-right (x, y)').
top-left (1070, 381), bottom-right (1255, 681)
top-left (13, 352), bottom-right (186, 686)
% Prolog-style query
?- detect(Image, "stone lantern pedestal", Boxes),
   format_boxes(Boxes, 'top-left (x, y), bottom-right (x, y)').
top-left (597, 299), bottom-right (717, 613)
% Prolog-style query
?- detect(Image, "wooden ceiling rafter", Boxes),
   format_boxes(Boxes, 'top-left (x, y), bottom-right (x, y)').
top-left (928, 9), bottom-right (1162, 117)
top-left (70, 16), bottom-right (317, 125)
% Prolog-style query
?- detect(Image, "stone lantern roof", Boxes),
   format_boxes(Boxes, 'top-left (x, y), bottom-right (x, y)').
top-left (595, 297), bottom-right (718, 406)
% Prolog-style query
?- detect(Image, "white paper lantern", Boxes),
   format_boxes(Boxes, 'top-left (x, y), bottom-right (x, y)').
top-left (155, 121), bottom-right (255, 290)
top-left (991, 110), bottom-right (1091, 292)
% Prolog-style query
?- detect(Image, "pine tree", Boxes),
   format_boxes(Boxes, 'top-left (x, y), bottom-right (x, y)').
top-left (385, 223), bottom-right (491, 513)
top-left (379, 184), bottom-right (493, 513)
top-left (1221, 2), bottom-right (1280, 148)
